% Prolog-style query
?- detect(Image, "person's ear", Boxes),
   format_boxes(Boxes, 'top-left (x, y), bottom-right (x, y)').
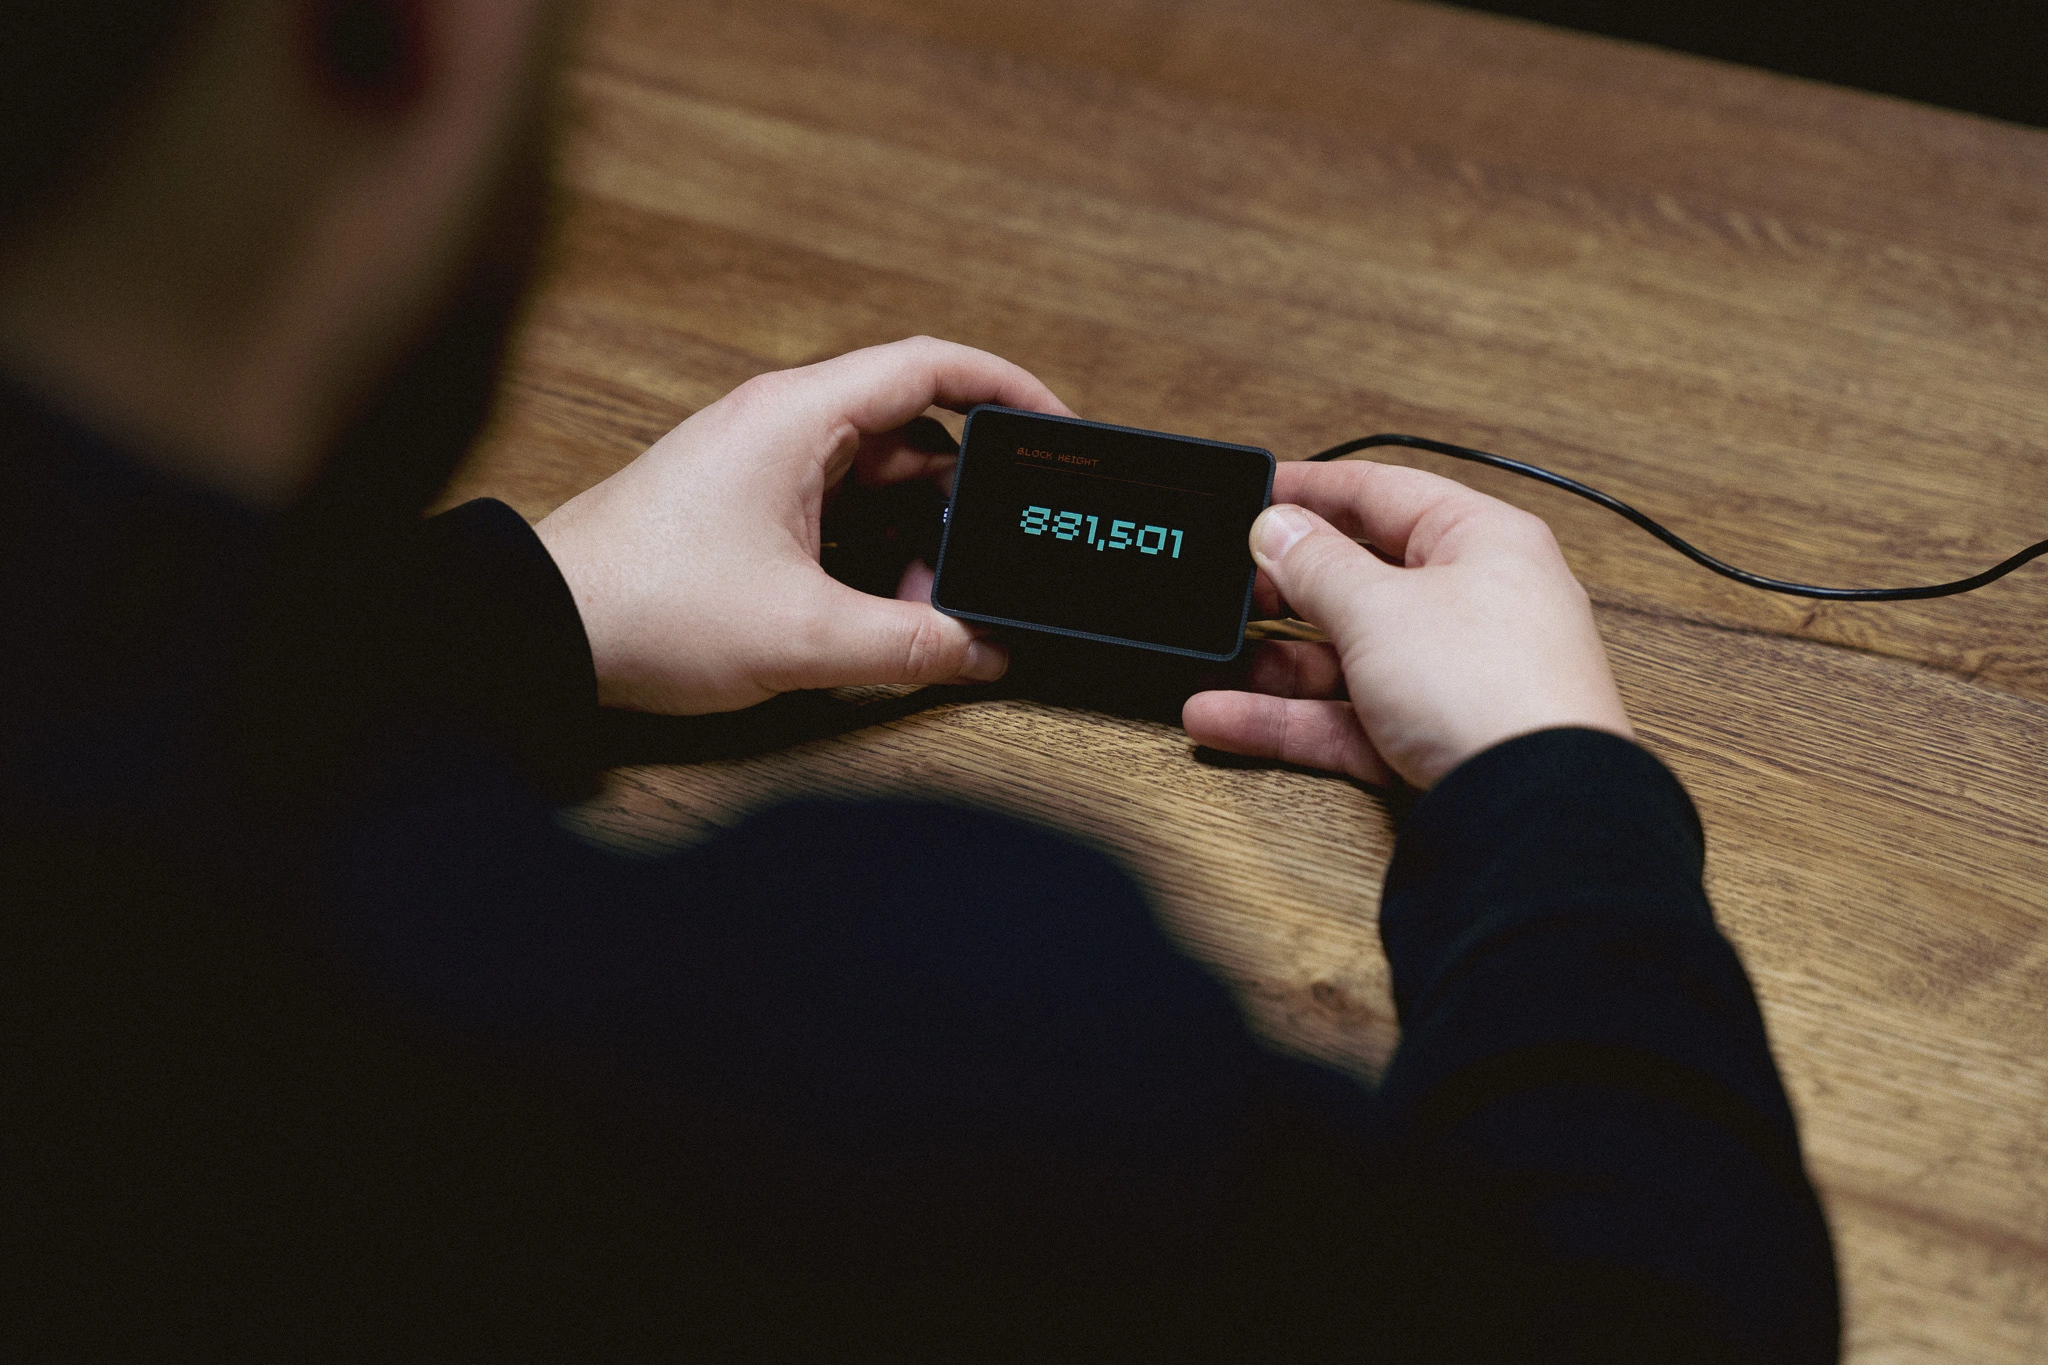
top-left (303, 0), bottom-right (428, 113)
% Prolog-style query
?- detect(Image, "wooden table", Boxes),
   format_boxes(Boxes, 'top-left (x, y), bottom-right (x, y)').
top-left (443, 2), bottom-right (2048, 1356)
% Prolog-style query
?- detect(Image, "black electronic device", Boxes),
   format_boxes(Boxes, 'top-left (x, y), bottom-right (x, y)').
top-left (932, 405), bottom-right (1275, 660)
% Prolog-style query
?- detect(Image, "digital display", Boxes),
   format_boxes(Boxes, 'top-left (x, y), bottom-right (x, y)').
top-left (932, 406), bottom-right (1274, 660)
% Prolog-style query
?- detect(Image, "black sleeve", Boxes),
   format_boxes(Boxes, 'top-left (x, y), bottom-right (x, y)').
top-left (1372, 728), bottom-right (1839, 1363)
top-left (393, 497), bottom-right (599, 786)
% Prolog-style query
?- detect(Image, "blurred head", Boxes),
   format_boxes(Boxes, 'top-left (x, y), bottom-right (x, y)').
top-left (0, 0), bottom-right (569, 512)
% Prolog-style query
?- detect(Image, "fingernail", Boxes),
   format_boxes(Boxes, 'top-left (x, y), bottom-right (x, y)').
top-left (1252, 505), bottom-right (1313, 565)
top-left (961, 640), bottom-right (1008, 682)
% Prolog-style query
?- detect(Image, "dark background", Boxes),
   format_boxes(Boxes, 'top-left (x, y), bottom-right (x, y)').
top-left (1450, 1), bottom-right (2043, 128)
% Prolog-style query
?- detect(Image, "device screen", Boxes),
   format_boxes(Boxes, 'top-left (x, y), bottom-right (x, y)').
top-left (932, 406), bottom-right (1274, 660)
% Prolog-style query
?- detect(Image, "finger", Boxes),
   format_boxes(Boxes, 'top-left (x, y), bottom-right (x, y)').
top-left (1247, 504), bottom-right (1397, 637)
top-left (1182, 692), bottom-right (1392, 786)
top-left (773, 584), bottom-right (1008, 690)
top-left (852, 420), bottom-right (957, 489)
top-left (1250, 565), bottom-right (1286, 618)
top-left (1245, 641), bottom-right (1346, 699)
top-left (854, 443), bottom-right (953, 489)
top-left (895, 559), bottom-right (936, 603)
top-left (798, 336), bottom-right (1075, 438)
top-left (1272, 459), bottom-right (1501, 564)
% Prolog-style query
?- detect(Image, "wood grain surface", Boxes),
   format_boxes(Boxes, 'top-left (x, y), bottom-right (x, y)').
top-left (441, 2), bottom-right (2048, 1357)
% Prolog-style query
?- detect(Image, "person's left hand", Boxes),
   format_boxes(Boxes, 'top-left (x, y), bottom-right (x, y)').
top-left (534, 336), bottom-right (1073, 714)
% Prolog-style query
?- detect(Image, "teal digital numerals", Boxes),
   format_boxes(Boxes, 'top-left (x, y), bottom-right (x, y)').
top-left (1019, 506), bottom-right (1182, 558)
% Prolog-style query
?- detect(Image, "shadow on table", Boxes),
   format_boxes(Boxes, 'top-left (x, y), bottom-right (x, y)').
top-left (588, 630), bottom-right (1404, 809)
top-left (588, 630), bottom-right (1240, 765)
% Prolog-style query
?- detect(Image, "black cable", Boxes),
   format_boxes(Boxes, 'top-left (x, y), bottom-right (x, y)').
top-left (1308, 434), bottom-right (2048, 602)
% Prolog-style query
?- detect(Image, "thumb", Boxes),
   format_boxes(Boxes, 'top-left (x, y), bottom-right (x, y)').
top-left (779, 585), bottom-right (1009, 690)
top-left (1249, 504), bottom-right (1391, 633)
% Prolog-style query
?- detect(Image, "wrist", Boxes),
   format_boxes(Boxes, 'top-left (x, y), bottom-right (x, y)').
top-left (1403, 699), bottom-right (1634, 790)
top-left (1420, 712), bottom-right (1635, 791)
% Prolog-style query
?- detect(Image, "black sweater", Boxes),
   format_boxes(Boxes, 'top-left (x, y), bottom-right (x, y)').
top-left (2, 386), bottom-right (1837, 1359)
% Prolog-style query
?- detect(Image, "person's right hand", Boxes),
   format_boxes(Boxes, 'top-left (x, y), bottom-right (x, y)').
top-left (1182, 461), bottom-right (1633, 790)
